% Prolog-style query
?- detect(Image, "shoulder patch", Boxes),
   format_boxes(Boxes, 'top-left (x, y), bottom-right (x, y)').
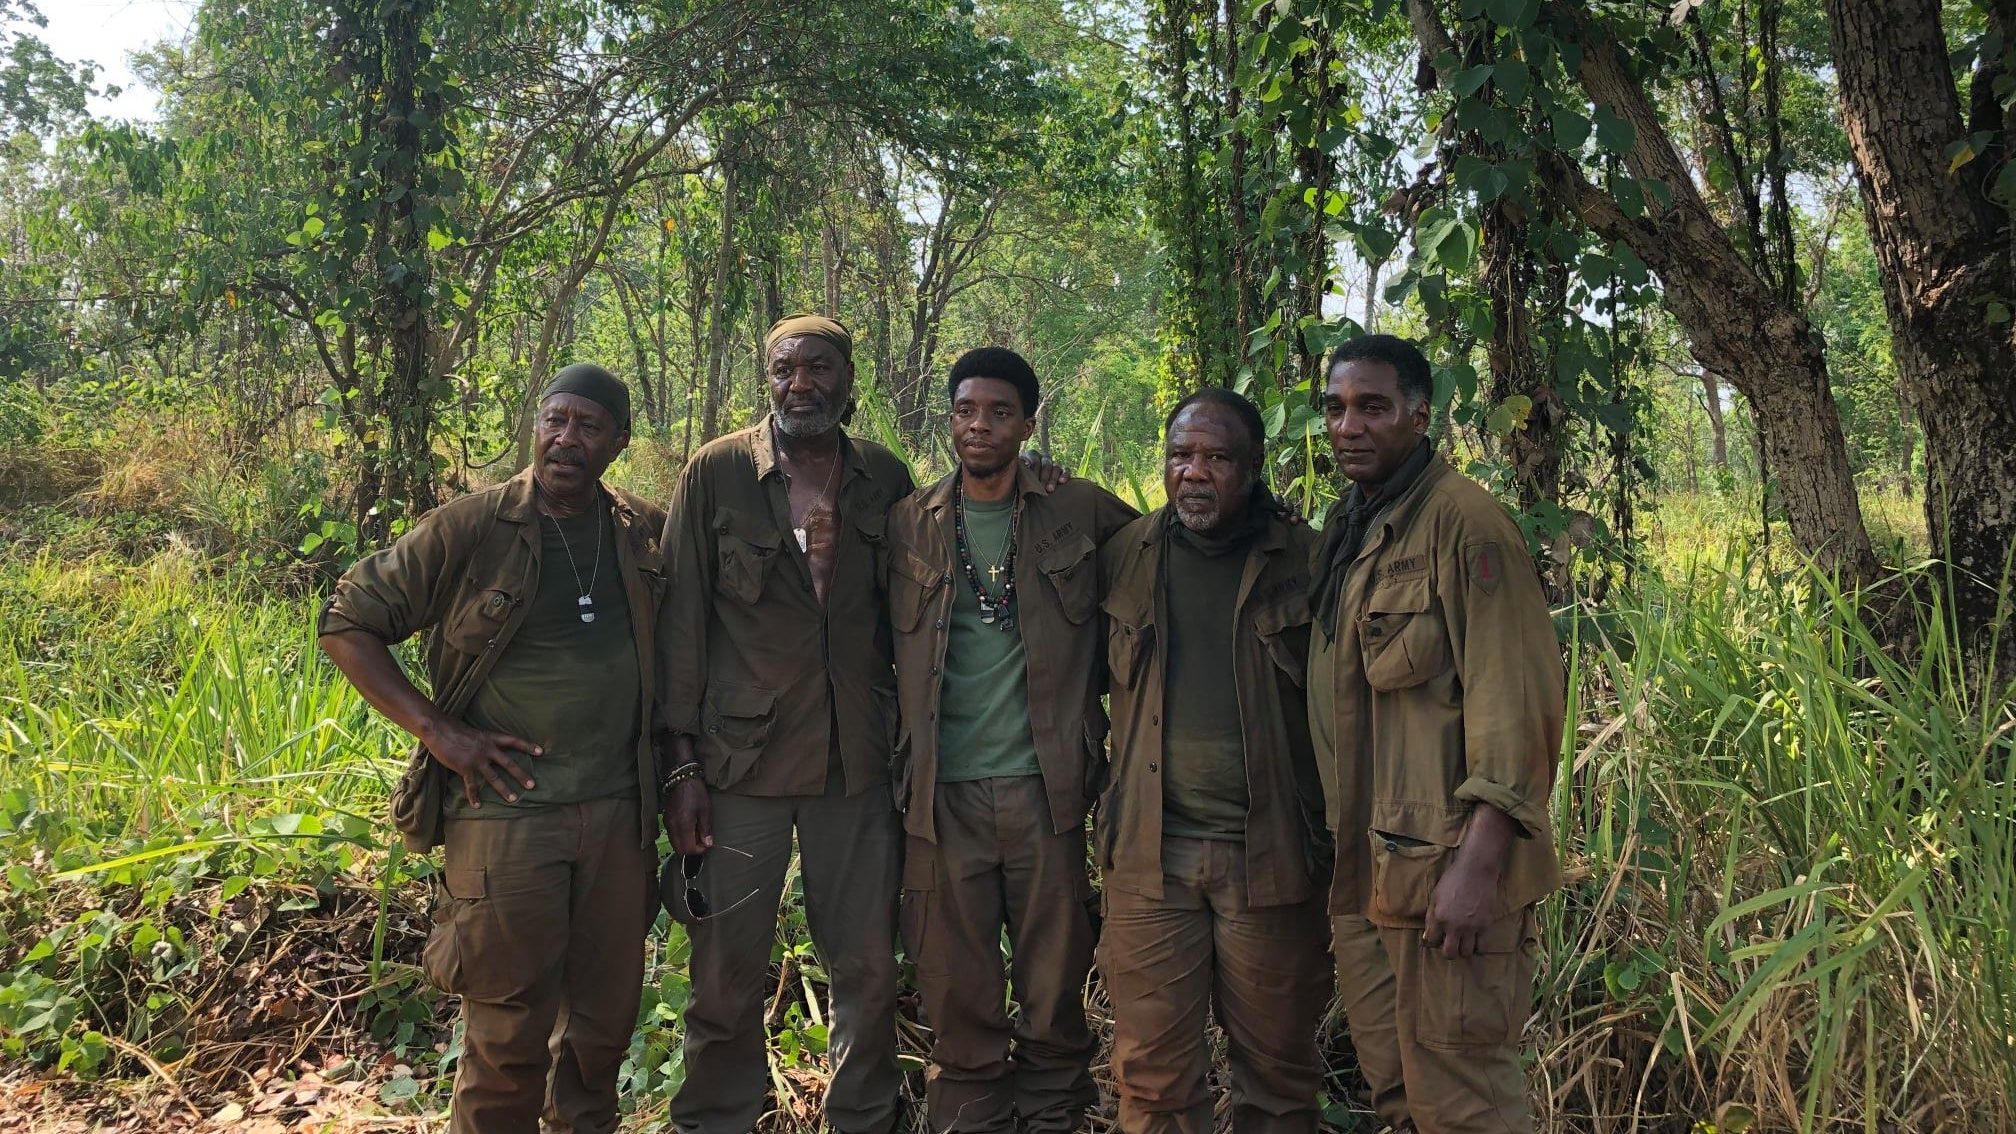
top-left (1465, 542), bottom-right (1503, 595)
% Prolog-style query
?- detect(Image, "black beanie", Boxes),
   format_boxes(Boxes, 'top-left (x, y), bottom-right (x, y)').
top-left (540, 363), bottom-right (631, 431)
top-left (947, 347), bottom-right (1040, 416)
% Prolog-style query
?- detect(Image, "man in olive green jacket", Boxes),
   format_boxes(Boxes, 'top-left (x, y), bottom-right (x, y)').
top-left (1097, 389), bottom-right (1332, 1134)
top-left (1311, 334), bottom-right (1564, 1134)
top-left (319, 365), bottom-right (664, 1134)
top-left (887, 347), bottom-right (1136, 1133)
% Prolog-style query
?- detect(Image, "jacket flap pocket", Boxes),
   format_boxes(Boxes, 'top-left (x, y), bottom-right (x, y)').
top-left (1252, 593), bottom-right (1312, 636)
top-left (1038, 532), bottom-right (1096, 577)
top-left (707, 681), bottom-right (778, 719)
top-left (1365, 575), bottom-right (1431, 616)
top-left (1039, 533), bottom-right (1098, 623)
top-left (714, 506), bottom-right (781, 550)
top-left (892, 550), bottom-right (943, 587)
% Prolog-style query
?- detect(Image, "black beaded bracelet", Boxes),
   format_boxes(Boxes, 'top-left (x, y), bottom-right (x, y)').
top-left (662, 762), bottom-right (704, 789)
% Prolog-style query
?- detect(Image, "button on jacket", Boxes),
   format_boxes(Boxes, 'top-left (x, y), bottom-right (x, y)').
top-left (318, 467), bottom-right (667, 851)
top-left (1096, 505), bottom-right (1328, 908)
top-left (656, 422), bottom-right (916, 797)
top-left (1312, 453), bottom-right (1563, 929)
top-left (887, 465), bottom-right (1138, 841)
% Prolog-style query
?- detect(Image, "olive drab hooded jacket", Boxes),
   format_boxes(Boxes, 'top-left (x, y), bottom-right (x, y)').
top-left (1309, 453), bottom-right (1564, 930)
top-left (318, 468), bottom-right (668, 852)
top-left (886, 466), bottom-right (1138, 841)
top-left (1096, 504), bottom-right (1330, 909)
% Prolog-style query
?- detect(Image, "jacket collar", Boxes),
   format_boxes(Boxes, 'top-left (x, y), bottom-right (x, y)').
top-left (920, 460), bottom-right (1044, 513)
top-left (750, 415), bottom-right (867, 485)
top-left (495, 465), bottom-right (642, 531)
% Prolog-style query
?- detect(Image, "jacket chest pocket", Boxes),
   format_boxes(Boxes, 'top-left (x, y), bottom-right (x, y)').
top-left (1037, 533), bottom-right (1098, 624)
top-left (714, 507), bottom-right (781, 604)
top-left (890, 552), bottom-right (945, 634)
top-left (1103, 599), bottom-right (1154, 690)
top-left (1358, 577), bottom-right (1449, 691)
top-left (1252, 594), bottom-right (1312, 688)
top-left (443, 581), bottom-right (519, 655)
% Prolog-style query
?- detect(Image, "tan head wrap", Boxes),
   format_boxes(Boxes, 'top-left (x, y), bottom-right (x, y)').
top-left (764, 313), bottom-right (853, 364)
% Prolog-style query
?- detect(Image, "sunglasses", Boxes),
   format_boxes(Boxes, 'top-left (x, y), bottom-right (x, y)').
top-left (680, 844), bottom-right (760, 921)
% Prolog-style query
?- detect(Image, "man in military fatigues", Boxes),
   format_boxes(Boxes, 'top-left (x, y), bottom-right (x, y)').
top-left (656, 315), bottom-right (915, 1134)
top-left (888, 347), bottom-right (1137, 1133)
top-left (319, 365), bottom-right (665, 1134)
top-left (1096, 389), bottom-right (1333, 1134)
top-left (1310, 334), bottom-right (1564, 1134)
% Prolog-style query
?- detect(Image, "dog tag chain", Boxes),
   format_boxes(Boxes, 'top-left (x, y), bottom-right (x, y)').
top-left (546, 504), bottom-right (604, 624)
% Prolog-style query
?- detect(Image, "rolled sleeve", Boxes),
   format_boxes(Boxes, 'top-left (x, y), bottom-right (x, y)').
top-left (318, 508), bottom-right (463, 645)
top-left (1453, 774), bottom-right (1548, 839)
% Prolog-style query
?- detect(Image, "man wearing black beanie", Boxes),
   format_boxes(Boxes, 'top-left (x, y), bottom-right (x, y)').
top-left (319, 364), bottom-right (665, 1134)
top-left (888, 346), bottom-right (1138, 1133)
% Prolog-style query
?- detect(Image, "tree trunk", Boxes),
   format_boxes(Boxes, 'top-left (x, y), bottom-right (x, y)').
top-left (1826, 0), bottom-right (2016, 668)
top-left (1508, 3), bottom-right (1882, 584)
top-left (1700, 371), bottom-right (1730, 470)
top-left (701, 158), bottom-right (739, 443)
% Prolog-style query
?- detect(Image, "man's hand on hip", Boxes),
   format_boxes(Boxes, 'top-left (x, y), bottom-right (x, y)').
top-left (424, 718), bottom-right (542, 808)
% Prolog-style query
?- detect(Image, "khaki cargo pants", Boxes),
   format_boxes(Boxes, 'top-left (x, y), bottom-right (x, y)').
top-left (1097, 836), bottom-right (1332, 1134)
top-left (423, 796), bottom-right (656, 1134)
top-left (902, 775), bottom-right (1098, 1134)
top-left (1372, 910), bottom-right (1537, 1134)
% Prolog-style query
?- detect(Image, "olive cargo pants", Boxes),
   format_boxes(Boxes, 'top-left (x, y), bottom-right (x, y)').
top-left (1330, 913), bottom-right (1411, 1131)
top-left (1375, 911), bottom-right (1537, 1134)
top-left (1096, 836), bottom-right (1332, 1134)
top-left (901, 775), bottom-right (1098, 1133)
top-left (423, 796), bottom-right (656, 1134)
top-left (670, 787), bottom-right (904, 1134)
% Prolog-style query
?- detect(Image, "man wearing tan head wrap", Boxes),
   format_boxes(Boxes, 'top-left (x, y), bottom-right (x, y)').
top-left (655, 314), bottom-right (912, 1134)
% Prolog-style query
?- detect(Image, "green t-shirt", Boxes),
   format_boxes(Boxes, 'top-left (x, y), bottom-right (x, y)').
top-left (936, 495), bottom-right (1043, 783)
top-left (452, 504), bottom-right (641, 817)
top-left (1160, 518), bottom-right (1253, 841)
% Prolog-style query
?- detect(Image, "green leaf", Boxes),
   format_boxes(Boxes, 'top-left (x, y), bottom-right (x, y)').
top-left (1486, 394), bottom-right (1533, 437)
top-left (1262, 399), bottom-right (1288, 439)
top-left (1551, 109), bottom-right (1591, 149)
top-left (1485, 0), bottom-right (1537, 26)
top-left (1991, 161), bottom-right (2016, 207)
top-left (1493, 60), bottom-right (1530, 105)
top-left (301, 216), bottom-right (325, 239)
top-left (1593, 105), bottom-right (1635, 154)
top-left (1453, 64), bottom-right (1496, 97)
top-left (1435, 220), bottom-right (1477, 271)
top-left (427, 227), bottom-right (453, 252)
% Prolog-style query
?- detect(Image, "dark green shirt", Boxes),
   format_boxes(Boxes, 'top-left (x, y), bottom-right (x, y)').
top-left (454, 505), bottom-right (640, 816)
top-left (937, 495), bottom-right (1043, 782)
top-left (1160, 518), bottom-right (1254, 840)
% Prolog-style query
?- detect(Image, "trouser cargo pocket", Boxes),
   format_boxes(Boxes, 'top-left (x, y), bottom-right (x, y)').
top-left (422, 866), bottom-right (490, 997)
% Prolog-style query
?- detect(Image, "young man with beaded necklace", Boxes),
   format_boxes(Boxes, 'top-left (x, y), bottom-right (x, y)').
top-left (885, 348), bottom-right (1138, 1134)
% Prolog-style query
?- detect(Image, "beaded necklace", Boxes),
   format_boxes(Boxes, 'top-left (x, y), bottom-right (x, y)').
top-left (952, 476), bottom-right (1020, 631)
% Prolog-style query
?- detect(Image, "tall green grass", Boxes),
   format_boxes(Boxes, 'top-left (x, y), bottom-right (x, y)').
top-left (1, 521), bottom-right (2010, 1128)
top-left (1544, 549), bottom-right (2015, 1131)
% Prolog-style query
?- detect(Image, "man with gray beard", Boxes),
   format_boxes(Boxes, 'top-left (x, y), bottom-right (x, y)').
top-left (656, 315), bottom-right (915, 1134)
top-left (1094, 389), bottom-right (1333, 1133)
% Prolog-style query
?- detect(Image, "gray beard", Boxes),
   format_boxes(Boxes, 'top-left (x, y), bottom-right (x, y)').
top-left (1175, 498), bottom-right (1222, 532)
top-left (773, 403), bottom-right (843, 439)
